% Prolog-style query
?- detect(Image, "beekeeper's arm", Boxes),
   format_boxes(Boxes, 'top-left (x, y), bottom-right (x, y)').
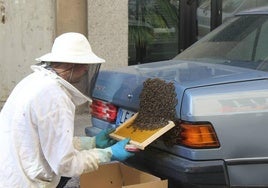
top-left (37, 97), bottom-right (133, 177)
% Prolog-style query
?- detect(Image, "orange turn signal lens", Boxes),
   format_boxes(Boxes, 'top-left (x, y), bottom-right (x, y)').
top-left (180, 123), bottom-right (220, 148)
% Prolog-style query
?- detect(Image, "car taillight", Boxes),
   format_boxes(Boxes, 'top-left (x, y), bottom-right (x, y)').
top-left (180, 122), bottom-right (220, 148)
top-left (90, 99), bottom-right (118, 122)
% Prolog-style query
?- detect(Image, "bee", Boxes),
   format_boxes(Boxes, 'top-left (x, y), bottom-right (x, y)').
top-left (131, 78), bottom-right (178, 132)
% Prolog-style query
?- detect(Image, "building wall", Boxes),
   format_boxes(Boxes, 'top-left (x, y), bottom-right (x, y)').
top-left (87, 0), bottom-right (128, 70)
top-left (0, 0), bottom-right (128, 108)
top-left (56, 0), bottom-right (87, 36)
top-left (0, 0), bottom-right (55, 108)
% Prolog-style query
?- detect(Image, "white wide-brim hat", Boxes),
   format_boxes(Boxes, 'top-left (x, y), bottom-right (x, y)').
top-left (36, 32), bottom-right (105, 64)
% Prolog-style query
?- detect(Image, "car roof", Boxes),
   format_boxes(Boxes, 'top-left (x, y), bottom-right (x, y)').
top-left (236, 6), bottom-right (268, 16)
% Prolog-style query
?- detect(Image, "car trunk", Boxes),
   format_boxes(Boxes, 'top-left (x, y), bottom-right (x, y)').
top-left (92, 59), bottom-right (268, 119)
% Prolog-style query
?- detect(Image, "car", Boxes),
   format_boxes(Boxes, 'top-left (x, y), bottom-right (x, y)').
top-left (86, 6), bottom-right (268, 188)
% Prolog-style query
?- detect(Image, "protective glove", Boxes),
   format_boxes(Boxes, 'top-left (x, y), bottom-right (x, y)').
top-left (110, 138), bottom-right (135, 161)
top-left (95, 128), bottom-right (117, 148)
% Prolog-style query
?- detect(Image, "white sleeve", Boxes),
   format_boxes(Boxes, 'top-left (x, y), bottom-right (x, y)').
top-left (37, 99), bottom-right (111, 177)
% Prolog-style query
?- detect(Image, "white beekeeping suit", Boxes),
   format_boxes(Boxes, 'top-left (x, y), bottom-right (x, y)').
top-left (0, 33), bottom-right (134, 188)
top-left (0, 62), bottom-right (113, 188)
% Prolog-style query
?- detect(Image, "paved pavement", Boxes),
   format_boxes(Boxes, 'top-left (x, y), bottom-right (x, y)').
top-left (64, 113), bottom-right (92, 188)
top-left (73, 113), bottom-right (92, 136)
top-left (64, 177), bottom-right (80, 188)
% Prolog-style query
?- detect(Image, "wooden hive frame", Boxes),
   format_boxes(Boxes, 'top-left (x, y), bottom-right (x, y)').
top-left (109, 113), bottom-right (175, 150)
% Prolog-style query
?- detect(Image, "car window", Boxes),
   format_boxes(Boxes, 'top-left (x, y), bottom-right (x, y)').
top-left (175, 15), bottom-right (268, 71)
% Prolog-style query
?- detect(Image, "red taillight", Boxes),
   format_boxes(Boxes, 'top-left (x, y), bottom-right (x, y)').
top-left (90, 99), bottom-right (118, 122)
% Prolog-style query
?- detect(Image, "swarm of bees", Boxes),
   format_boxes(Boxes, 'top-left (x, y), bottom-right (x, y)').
top-left (131, 78), bottom-right (178, 132)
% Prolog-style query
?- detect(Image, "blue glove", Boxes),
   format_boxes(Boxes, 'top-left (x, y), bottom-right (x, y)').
top-left (95, 128), bottom-right (116, 148)
top-left (110, 138), bottom-right (135, 161)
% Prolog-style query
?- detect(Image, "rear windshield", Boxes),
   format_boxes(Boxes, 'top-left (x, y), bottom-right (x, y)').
top-left (175, 15), bottom-right (268, 71)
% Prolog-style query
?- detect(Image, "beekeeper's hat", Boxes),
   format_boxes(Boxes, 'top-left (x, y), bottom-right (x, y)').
top-left (36, 32), bottom-right (105, 64)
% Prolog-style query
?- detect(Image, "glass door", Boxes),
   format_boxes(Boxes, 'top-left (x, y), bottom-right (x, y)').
top-left (128, 0), bottom-right (180, 65)
top-left (197, 0), bottom-right (268, 39)
top-left (128, 0), bottom-right (268, 66)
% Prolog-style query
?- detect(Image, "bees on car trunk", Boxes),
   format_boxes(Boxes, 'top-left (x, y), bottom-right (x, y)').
top-left (130, 78), bottom-right (178, 131)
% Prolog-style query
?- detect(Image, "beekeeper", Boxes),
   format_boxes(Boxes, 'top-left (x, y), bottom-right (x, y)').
top-left (0, 32), bottom-right (134, 188)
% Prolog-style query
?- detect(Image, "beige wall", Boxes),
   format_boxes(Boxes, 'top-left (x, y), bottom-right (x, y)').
top-left (0, 0), bottom-right (55, 108)
top-left (0, 0), bottom-right (128, 108)
top-left (56, 0), bottom-right (87, 36)
top-left (87, 0), bottom-right (128, 70)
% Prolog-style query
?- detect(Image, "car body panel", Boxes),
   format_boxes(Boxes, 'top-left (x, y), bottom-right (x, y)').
top-left (227, 162), bottom-right (268, 186)
top-left (127, 147), bottom-right (229, 187)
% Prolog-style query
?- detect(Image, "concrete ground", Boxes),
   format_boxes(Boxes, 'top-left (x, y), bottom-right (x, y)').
top-left (73, 113), bottom-right (92, 136)
top-left (64, 112), bottom-right (92, 188)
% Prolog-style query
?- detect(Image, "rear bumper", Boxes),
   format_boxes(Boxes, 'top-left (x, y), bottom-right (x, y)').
top-left (125, 147), bottom-right (229, 188)
top-left (86, 120), bottom-right (229, 187)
